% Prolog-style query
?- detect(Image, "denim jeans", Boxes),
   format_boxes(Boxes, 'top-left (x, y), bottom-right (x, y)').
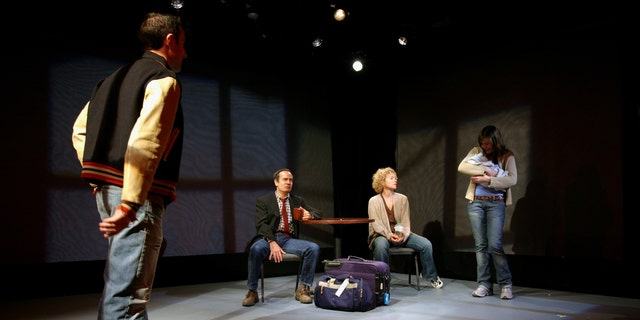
top-left (247, 232), bottom-right (320, 290)
top-left (95, 185), bottom-right (166, 320)
top-left (371, 234), bottom-right (439, 281)
top-left (467, 199), bottom-right (512, 288)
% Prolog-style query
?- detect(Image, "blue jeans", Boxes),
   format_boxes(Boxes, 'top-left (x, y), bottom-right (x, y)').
top-left (247, 232), bottom-right (320, 290)
top-left (371, 234), bottom-right (439, 281)
top-left (95, 185), bottom-right (166, 320)
top-left (467, 200), bottom-right (512, 288)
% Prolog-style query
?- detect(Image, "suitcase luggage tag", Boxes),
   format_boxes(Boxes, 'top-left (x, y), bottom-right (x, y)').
top-left (335, 277), bottom-right (350, 296)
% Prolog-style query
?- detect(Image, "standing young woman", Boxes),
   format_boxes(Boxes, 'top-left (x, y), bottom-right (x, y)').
top-left (458, 125), bottom-right (517, 300)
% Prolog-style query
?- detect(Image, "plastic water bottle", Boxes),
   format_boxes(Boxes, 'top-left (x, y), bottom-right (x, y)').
top-left (383, 292), bottom-right (390, 305)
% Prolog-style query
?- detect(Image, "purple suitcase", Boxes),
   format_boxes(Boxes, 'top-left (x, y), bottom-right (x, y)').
top-left (323, 255), bottom-right (391, 306)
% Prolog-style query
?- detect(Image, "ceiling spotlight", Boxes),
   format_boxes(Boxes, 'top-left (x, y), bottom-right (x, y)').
top-left (247, 12), bottom-right (259, 20)
top-left (171, 0), bottom-right (184, 10)
top-left (352, 58), bottom-right (363, 72)
top-left (312, 37), bottom-right (323, 48)
top-left (246, 2), bottom-right (259, 20)
top-left (334, 8), bottom-right (347, 21)
top-left (351, 50), bottom-right (366, 72)
top-left (398, 36), bottom-right (408, 46)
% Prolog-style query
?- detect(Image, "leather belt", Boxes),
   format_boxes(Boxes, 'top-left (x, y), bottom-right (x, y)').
top-left (474, 196), bottom-right (504, 201)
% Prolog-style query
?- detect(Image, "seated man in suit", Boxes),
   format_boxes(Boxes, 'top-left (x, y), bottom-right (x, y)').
top-left (242, 168), bottom-right (322, 306)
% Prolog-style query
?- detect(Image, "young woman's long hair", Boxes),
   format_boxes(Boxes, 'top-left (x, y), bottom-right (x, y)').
top-left (477, 125), bottom-right (510, 163)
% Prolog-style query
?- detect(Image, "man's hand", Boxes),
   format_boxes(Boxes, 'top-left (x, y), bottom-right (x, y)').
top-left (268, 241), bottom-right (287, 263)
top-left (99, 205), bottom-right (134, 238)
top-left (301, 208), bottom-right (312, 220)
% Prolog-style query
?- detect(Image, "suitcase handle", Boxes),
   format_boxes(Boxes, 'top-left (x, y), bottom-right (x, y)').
top-left (346, 255), bottom-right (366, 261)
top-left (323, 260), bottom-right (342, 268)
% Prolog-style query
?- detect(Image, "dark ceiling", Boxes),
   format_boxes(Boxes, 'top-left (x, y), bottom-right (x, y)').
top-left (34, 1), bottom-right (623, 76)
top-left (175, 1), bottom-right (621, 74)
top-left (177, 2), bottom-right (615, 49)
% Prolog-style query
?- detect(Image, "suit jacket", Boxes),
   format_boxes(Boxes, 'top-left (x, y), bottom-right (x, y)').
top-left (253, 192), bottom-right (322, 244)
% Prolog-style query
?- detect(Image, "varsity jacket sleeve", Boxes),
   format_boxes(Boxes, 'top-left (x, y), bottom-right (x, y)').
top-left (71, 102), bottom-right (89, 164)
top-left (122, 76), bottom-right (181, 205)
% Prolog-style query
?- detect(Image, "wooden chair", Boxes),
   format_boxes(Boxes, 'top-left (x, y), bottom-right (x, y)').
top-left (388, 247), bottom-right (421, 291)
top-left (260, 253), bottom-right (303, 302)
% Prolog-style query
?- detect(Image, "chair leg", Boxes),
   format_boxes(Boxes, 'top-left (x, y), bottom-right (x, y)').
top-left (407, 254), bottom-right (412, 285)
top-left (261, 257), bottom-right (303, 302)
top-left (295, 259), bottom-right (303, 295)
top-left (260, 263), bottom-right (265, 303)
top-left (413, 253), bottom-right (420, 291)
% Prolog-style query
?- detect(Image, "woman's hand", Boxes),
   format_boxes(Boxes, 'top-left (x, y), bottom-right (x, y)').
top-left (485, 167), bottom-right (498, 177)
top-left (390, 233), bottom-right (404, 243)
top-left (471, 174), bottom-right (491, 185)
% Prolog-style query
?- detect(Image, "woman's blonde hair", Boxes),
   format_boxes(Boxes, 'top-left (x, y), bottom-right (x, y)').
top-left (371, 167), bottom-right (397, 194)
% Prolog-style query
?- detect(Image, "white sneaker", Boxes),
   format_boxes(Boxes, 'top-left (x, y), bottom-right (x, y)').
top-left (472, 285), bottom-right (493, 297)
top-left (430, 276), bottom-right (444, 289)
top-left (500, 285), bottom-right (513, 299)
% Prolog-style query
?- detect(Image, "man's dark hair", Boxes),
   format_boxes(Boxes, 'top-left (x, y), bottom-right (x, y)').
top-left (138, 12), bottom-right (183, 50)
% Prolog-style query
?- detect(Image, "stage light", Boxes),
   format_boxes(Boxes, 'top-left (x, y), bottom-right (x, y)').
top-left (351, 50), bottom-right (366, 72)
top-left (352, 59), bottom-right (363, 72)
top-left (398, 36), bottom-right (408, 46)
top-left (312, 37), bottom-right (323, 48)
top-left (247, 11), bottom-right (259, 20)
top-left (334, 9), bottom-right (347, 21)
top-left (246, 3), bottom-right (259, 20)
top-left (171, 0), bottom-right (184, 10)
top-left (352, 58), bottom-right (363, 72)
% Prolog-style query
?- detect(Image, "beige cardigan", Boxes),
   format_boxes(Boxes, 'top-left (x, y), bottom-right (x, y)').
top-left (457, 146), bottom-right (518, 206)
top-left (367, 192), bottom-right (411, 250)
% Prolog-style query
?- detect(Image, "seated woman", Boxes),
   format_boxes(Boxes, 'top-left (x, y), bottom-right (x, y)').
top-left (367, 167), bottom-right (443, 289)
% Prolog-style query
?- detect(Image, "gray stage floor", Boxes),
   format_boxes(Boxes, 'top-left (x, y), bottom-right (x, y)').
top-left (2, 273), bottom-right (639, 320)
